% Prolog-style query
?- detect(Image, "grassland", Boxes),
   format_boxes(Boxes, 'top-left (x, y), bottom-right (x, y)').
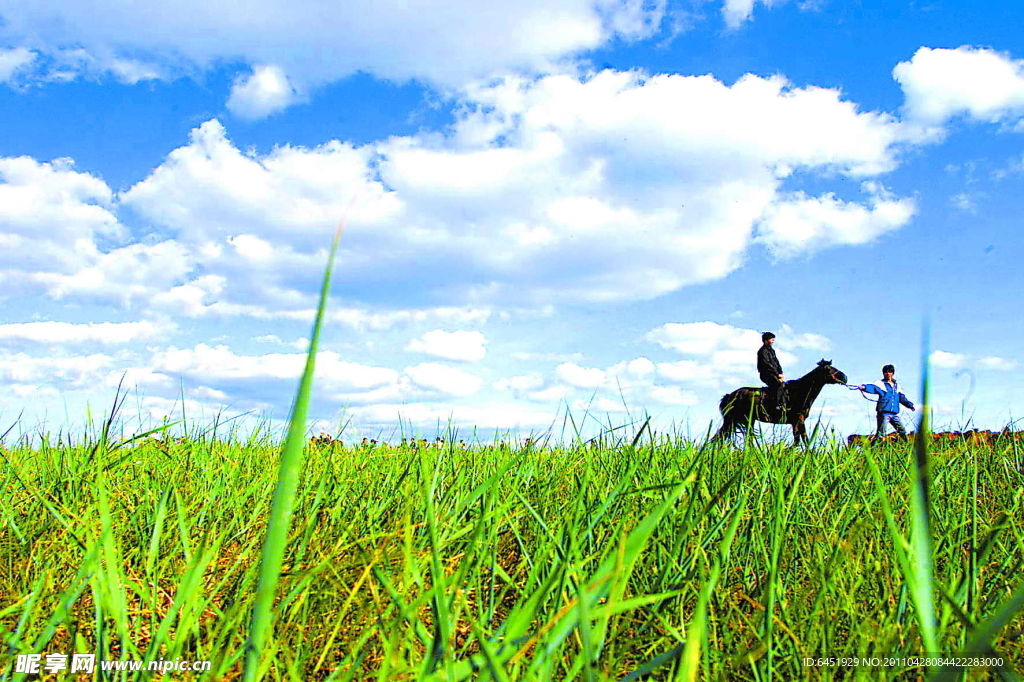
top-left (3, 236), bottom-right (1022, 680)
top-left (1, 429), bottom-right (1022, 681)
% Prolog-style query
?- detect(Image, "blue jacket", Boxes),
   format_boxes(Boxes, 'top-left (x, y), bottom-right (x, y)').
top-left (862, 380), bottom-right (914, 414)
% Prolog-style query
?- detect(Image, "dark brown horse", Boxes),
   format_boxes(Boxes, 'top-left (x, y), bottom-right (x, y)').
top-left (711, 359), bottom-right (848, 446)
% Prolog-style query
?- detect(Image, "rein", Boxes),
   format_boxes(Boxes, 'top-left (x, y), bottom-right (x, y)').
top-left (843, 383), bottom-right (880, 403)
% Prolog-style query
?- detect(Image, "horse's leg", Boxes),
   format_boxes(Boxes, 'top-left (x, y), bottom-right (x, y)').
top-left (712, 418), bottom-right (735, 444)
top-left (792, 418), bottom-right (807, 447)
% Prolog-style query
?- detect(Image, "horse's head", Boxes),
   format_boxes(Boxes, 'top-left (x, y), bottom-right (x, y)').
top-left (817, 359), bottom-right (848, 385)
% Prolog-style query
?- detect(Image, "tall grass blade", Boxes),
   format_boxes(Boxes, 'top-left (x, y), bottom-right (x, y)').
top-left (909, 320), bottom-right (939, 659)
top-left (243, 213), bottom-right (349, 681)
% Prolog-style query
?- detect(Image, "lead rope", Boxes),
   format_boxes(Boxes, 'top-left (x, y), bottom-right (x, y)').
top-left (842, 383), bottom-right (880, 403)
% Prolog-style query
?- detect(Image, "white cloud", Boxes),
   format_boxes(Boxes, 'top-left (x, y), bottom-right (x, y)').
top-left (151, 344), bottom-right (401, 398)
top-left (0, 155), bottom-right (119, 249)
top-left (494, 374), bottom-right (546, 394)
top-left (251, 334), bottom-right (308, 350)
top-left (0, 351), bottom-right (115, 391)
top-left (0, 0), bottom-right (665, 100)
top-left (139, 395), bottom-right (256, 422)
top-left (113, 65), bottom-right (915, 306)
top-left (226, 65), bottom-right (302, 120)
top-left (0, 320), bottom-right (165, 345)
top-left (951, 192), bottom-right (977, 213)
top-left (992, 153), bottom-right (1024, 180)
top-left (0, 47), bottom-right (35, 83)
top-left (978, 356), bottom-right (1018, 371)
top-left (645, 320), bottom-right (822, 389)
top-left (253, 334), bottom-right (285, 344)
top-left (328, 307), bottom-right (493, 332)
top-left (893, 46), bottom-right (1024, 126)
top-left (28, 240), bottom-right (194, 305)
top-left (106, 57), bottom-right (163, 84)
top-left (406, 330), bottom-right (487, 362)
top-left (779, 324), bottom-right (832, 352)
top-left (0, 155), bottom-right (194, 305)
top-left (528, 385), bottom-right (569, 402)
top-left (404, 362), bottom-right (482, 397)
top-left (570, 396), bottom-right (628, 413)
top-left (623, 357), bottom-right (656, 378)
top-left (228, 234), bottom-right (277, 262)
top-left (648, 385), bottom-right (700, 405)
top-left (107, 366), bottom-right (176, 390)
top-left (656, 359), bottom-right (723, 387)
top-left (928, 352), bottom-right (1017, 372)
top-left (511, 351), bottom-right (585, 362)
top-left (189, 386), bottom-right (230, 402)
top-left (148, 271), bottom-right (493, 331)
top-left (645, 321), bottom-right (762, 355)
top-left (0, 56), bottom-right (932, 335)
top-left (602, 357), bottom-right (658, 392)
top-left (756, 182), bottom-right (917, 257)
top-left (492, 374), bottom-right (569, 404)
top-left (349, 401), bottom-right (557, 430)
top-left (930, 350), bottom-right (968, 369)
top-left (555, 362), bottom-right (607, 389)
top-left (721, 0), bottom-right (770, 29)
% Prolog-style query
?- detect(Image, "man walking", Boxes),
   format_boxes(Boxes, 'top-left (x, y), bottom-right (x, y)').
top-left (858, 364), bottom-right (915, 440)
top-left (757, 332), bottom-right (786, 412)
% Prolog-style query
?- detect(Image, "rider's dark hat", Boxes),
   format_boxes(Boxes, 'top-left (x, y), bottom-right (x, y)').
top-left (882, 364), bottom-right (895, 373)
top-left (762, 331), bottom-right (776, 342)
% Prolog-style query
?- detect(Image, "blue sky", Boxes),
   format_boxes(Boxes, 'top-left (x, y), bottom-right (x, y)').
top-left (1, 0), bottom-right (1022, 442)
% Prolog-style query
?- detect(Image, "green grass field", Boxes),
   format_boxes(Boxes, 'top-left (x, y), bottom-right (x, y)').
top-left (3, 238), bottom-right (1023, 681)
top-left (2, 429), bottom-right (1022, 680)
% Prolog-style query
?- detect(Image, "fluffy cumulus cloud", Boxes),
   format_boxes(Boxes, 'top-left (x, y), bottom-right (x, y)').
top-left (404, 362), bottom-right (483, 397)
top-left (645, 321), bottom-right (756, 355)
top-left (755, 182), bottom-right (916, 257)
top-left (555, 362), bottom-right (608, 389)
top-left (721, 0), bottom-right (771, 29)
top-left (486, 347), bottom-right (734, 412)
top-left (648, 385), bottom-right (700, 405)
top-left (778, 323), bottom-right (831, 352)
top-left (111, 67), bottom-right (918, 310)
top-left (0, 0), bottom-right (664, 101)
top-left (0, 155), bottom-right (193, 305)
top-left (0, 320), bottom-right (166, 345)
top-left (2, 61), bottom-right (927, 316)
top-left (347, 402), bottom-right (558, 432)
top-left (893, 46), bottom-right (1024, 127)
top-left (0, 351), bottom-right (115, 398)
top-left (645, 320), bottom-right (827, 389)
top-left (931, 350), bottom-right (1017, 372)
top-left (978, 356), bottom-right (1018, 371)
top-left (150, 343), bottom-right (400, 391)
top-left (0, 315), bottom-right (848, 435)
top-left (0, 156), bottom-right (119, 261)
top-left (406, 330), bottom-right (487, 362)
top-left (487, 322), bottom-right (834, 414)
top-left (930, 350), bottom-right (968, 369)
top-left (0, 46), bottom-right (34, 83)
top-left (226, 65), bottom-right (302, 120)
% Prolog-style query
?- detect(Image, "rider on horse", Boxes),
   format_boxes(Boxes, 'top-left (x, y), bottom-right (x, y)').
top-left (757, 332), bottom-right (787, 413)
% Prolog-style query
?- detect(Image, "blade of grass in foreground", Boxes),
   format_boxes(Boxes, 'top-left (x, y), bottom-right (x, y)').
top-left (909, 321), bottom-right (939, 660)
top-left (243, 213), bottom-right (349, 682)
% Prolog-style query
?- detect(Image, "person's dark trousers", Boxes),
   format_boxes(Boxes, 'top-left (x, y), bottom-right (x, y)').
top-left (875, 412), bottom-right (907, 439)
top-left (759, 373), bottom-right (786, 410)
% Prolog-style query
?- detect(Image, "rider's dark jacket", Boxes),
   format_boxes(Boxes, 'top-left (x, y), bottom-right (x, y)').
top-left (757, 344), bottom-right (783, 378)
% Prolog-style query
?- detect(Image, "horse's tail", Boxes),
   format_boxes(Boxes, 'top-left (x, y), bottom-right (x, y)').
top-left (718, 391), bottom-right (737, 416)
